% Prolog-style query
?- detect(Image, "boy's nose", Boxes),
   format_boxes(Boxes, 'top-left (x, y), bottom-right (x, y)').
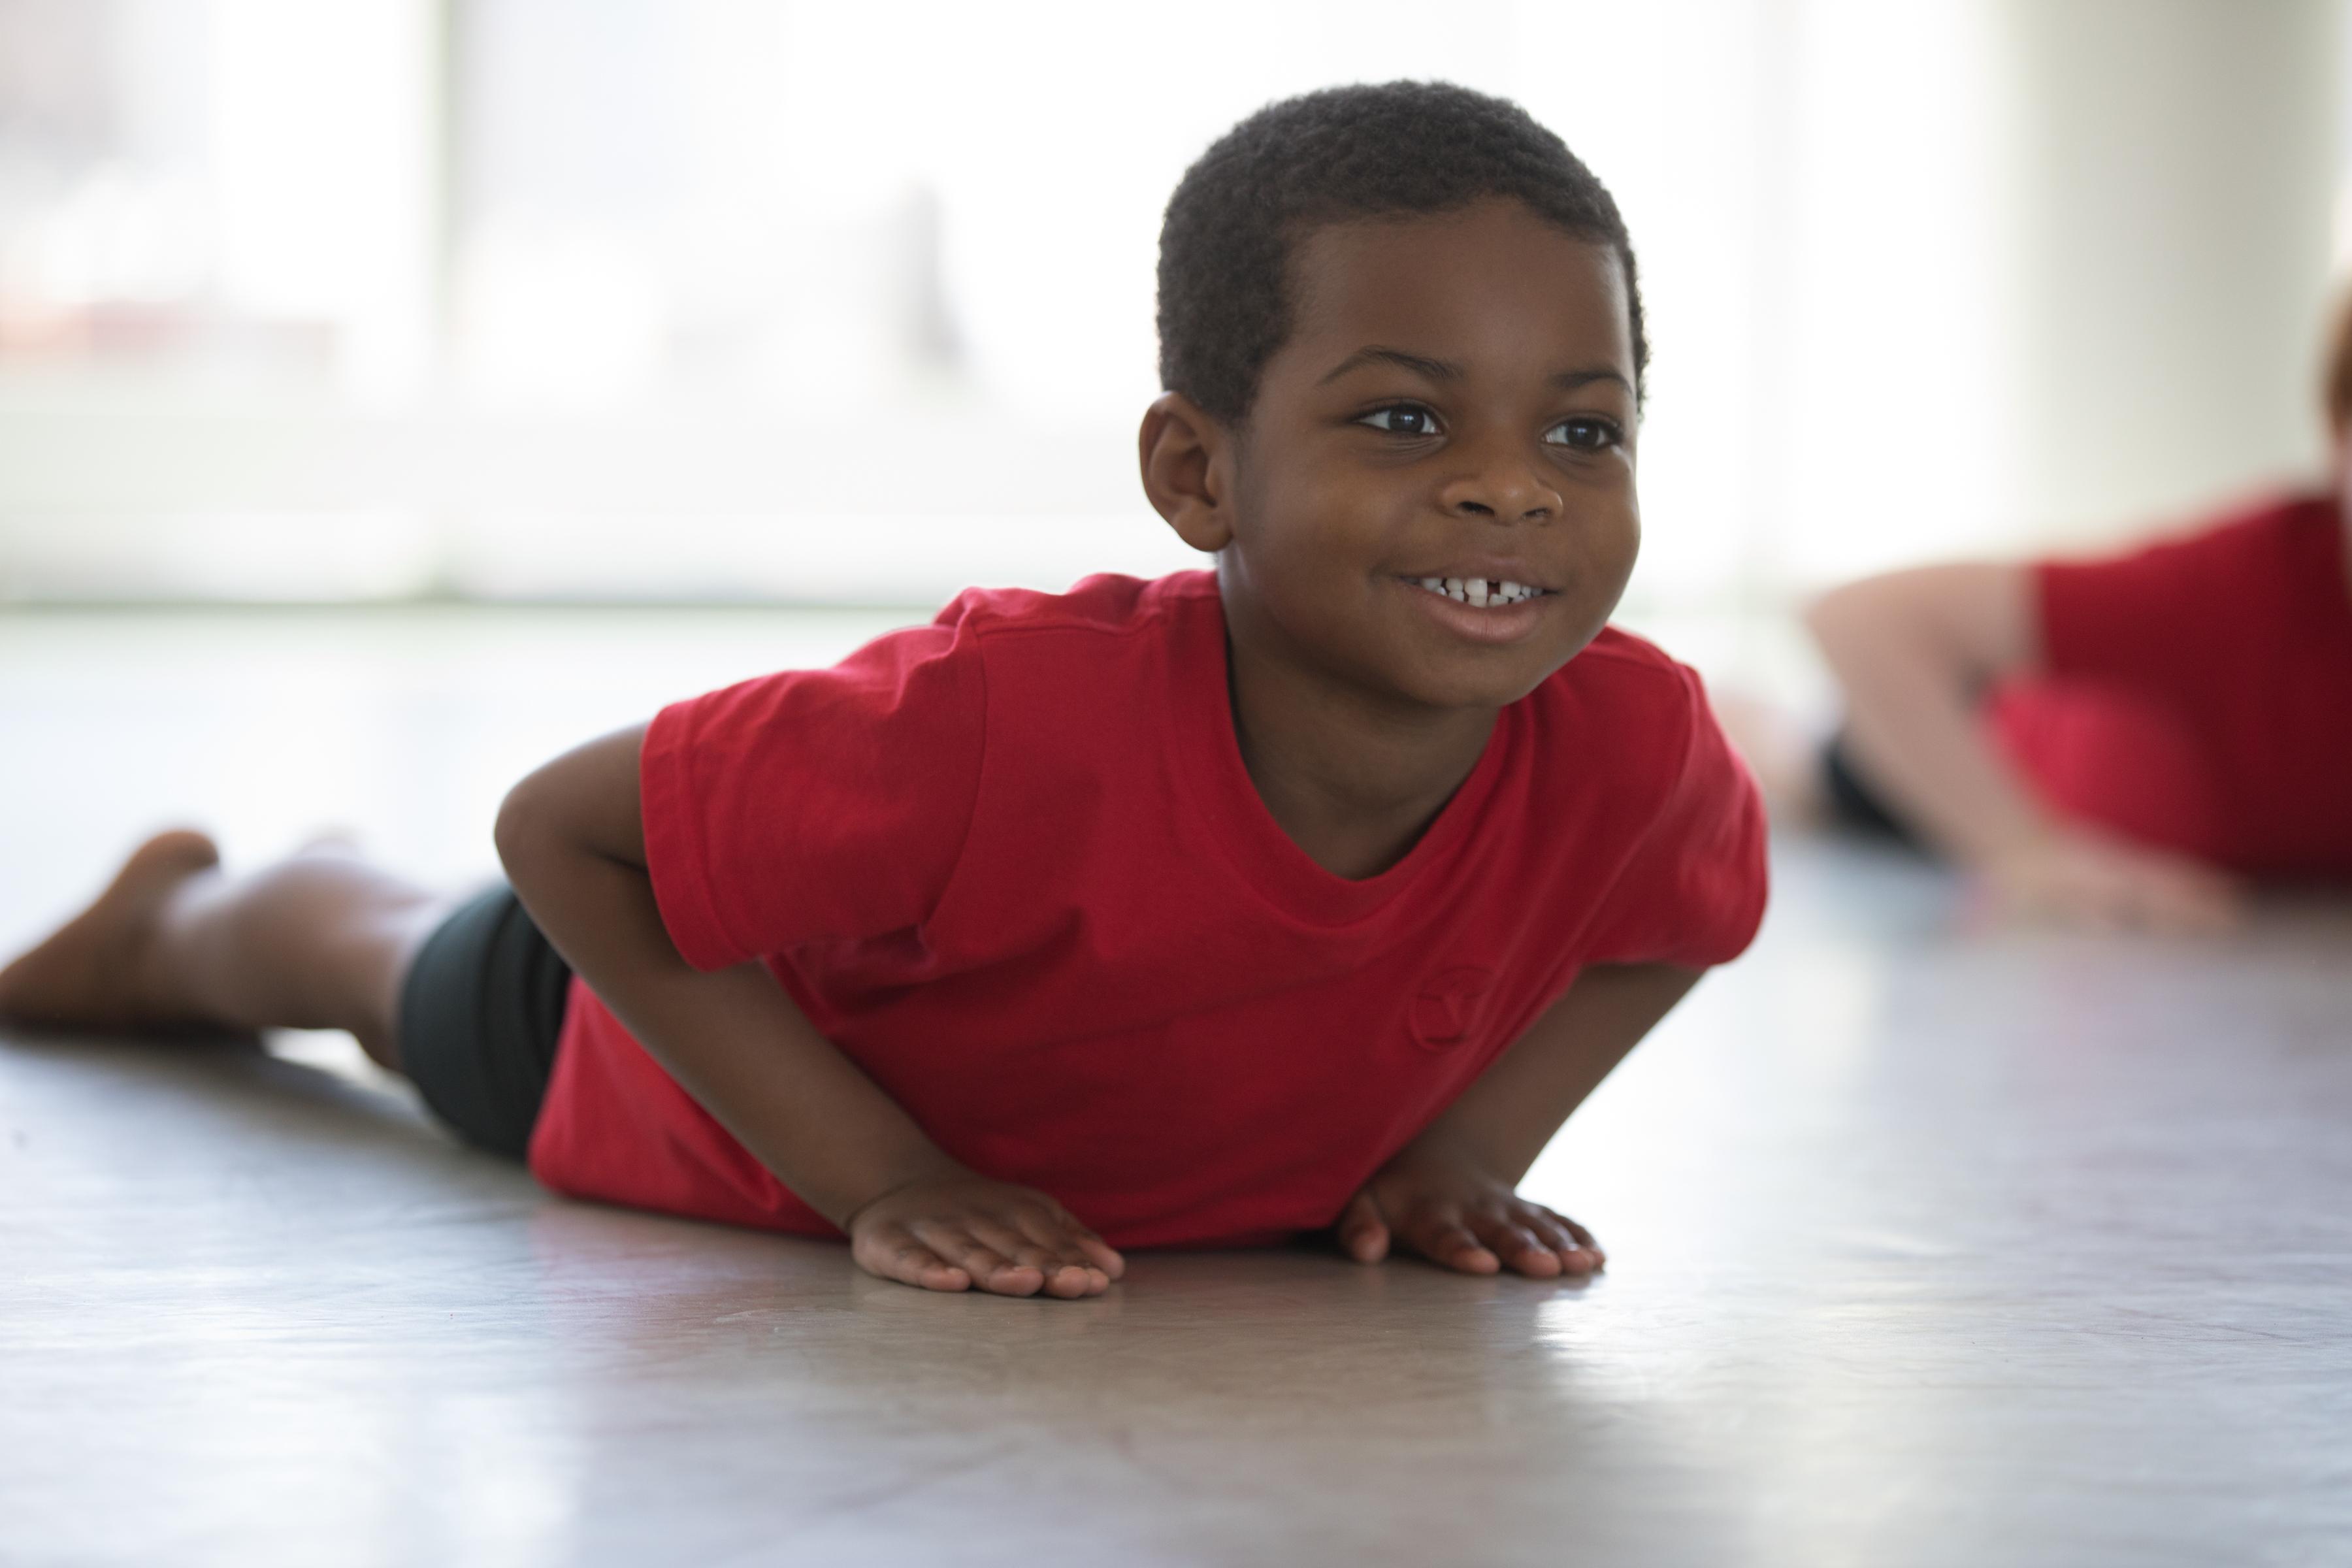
top-left (1437, 441), bottom-right (1561, 524)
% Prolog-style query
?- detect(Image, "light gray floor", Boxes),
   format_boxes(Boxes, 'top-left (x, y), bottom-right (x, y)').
top-left (3, 609), bottom-right (2349, 1567)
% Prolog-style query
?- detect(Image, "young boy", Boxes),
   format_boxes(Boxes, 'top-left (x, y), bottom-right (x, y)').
top-left (0, 83), bottom-right (1766, 1299)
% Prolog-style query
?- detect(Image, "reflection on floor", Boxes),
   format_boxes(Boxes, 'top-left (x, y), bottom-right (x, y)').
top-left (3, 609), bottom-right (2348, 1565)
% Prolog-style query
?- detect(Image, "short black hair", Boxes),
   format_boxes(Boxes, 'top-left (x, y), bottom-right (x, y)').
top-left (1156, 80), bottom-right (1646, 425)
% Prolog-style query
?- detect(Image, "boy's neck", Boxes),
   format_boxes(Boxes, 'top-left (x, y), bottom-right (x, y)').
top-left (1225, 636), bottom-right (1498, 883)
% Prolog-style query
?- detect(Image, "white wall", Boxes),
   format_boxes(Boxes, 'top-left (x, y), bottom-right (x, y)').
top-left (2002, 0), bottom-right (2340, 549)
top-left (0, 0), bottom-right (2342, 608)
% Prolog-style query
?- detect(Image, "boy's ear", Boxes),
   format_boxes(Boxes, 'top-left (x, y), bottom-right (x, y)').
top-left (1138, 393), bottom-right (1235, 554)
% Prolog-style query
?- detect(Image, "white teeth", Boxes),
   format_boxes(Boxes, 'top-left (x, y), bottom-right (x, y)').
top-left (1411, 576), bottom-right (1546, 606)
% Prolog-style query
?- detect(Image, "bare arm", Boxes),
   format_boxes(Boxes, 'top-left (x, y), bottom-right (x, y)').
top-left (1805, 563), bottom-right (2047, 863)
top-left (493, 725), bottom-right (1122, 1297)
top-left (1806, 564), bottom-right (2237, 929)
top-left (1338, 962), bottom-right (1701, 1278)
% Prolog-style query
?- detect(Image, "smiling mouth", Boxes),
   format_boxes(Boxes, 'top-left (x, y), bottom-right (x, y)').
top-left (1405, 576), bottom-right (1553, 608)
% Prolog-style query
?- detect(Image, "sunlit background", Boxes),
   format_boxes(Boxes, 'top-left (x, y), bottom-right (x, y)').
top-left (4, 0), bottom-right (2344, 610)
top-left (1, 0), bottom-right (2348, 909)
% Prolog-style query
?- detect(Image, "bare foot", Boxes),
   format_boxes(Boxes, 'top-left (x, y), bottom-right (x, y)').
top-left (0, 830), bottom-right (222, 1028)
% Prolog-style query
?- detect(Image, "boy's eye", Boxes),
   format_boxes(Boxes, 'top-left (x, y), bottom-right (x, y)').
top-left (1543, 414), bottom-right (1618, 451)
top-left (1358, 404), bottom-right (1441, 436)
top-left (1545, 416), bottom-right (1623, 451)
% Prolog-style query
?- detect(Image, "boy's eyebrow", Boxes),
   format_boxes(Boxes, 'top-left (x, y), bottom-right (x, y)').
top-left (1317, 345), bottom-right (1635, 396)
top-left (1552, 367), bottom-right (1635, 395)
top-left (1318, 346), bottom-right (1462, 385)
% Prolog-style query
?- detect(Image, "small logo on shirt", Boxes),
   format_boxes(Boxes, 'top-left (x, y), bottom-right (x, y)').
top-left (1409, 966), bottom-right (1497, 1051)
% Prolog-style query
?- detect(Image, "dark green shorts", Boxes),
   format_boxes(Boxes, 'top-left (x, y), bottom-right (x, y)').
top-left (397, 885), bottom-right (570, 1160)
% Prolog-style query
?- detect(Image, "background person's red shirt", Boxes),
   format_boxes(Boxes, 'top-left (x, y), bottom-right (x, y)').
top-left (527, 572), bottom-right (1769, 1249)
top-left (1988, 494), bottom-right (2352, 879)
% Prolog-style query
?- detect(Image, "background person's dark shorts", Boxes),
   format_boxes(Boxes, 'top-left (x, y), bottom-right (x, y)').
top-left (1820, 731), bottom-right (1927, 851)
top-left (398, 885), bottom-right (570, 1160)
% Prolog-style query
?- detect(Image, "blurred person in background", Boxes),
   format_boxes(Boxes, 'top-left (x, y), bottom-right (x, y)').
top-left (1757, 293), bottom-right (2352, 931)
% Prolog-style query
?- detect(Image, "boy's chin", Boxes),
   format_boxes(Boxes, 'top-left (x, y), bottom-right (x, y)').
top-left (1393, 653), bottom-right (1579, 713)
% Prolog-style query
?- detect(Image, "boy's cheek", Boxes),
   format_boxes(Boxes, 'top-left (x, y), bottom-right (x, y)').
top-left (1563, 527), bottom-right (1640, 619)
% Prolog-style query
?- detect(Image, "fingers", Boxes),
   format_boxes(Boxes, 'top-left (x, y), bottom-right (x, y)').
top-left (1337, 1190), bottom-right (1391, 1264)
top-left (1403, 1213), bottom-right (1501, 1275)
top-left (848, 1177), bottom-right (1122, 1299)
top-left (1395, 1201), bottom-right (1605, 1279)
top-left (1556, 1212), bottom-right (1607, 1269)
top-left (999, 1209), bottom-right (1121, 1298)
top-left (1007, 1202), bottom-right (1126, 1283)
top-left (1993, 837), bottom-right (2246, 936)
top-left (913, 1218), bottom-right (1098, 1299)
top-left (2077, 877), bottom-right (2235, 935)
top-left (851, 1226), bottom-right (973, 1293)
top-left (940, 1211), bottom-right (1117, 1298)
top-left (2127, 863), bottom-right (2242, 934)
top-left (1462, 1213), bottom-right (1597, 1280)
top-left (915, 1225), bottom-right (1052, 1296)
top-left (1526, 1207), bottom-right (1606, 1275)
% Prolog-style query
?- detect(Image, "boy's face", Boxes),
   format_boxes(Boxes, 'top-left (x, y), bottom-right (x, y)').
top-left (1216, 198), bottom-right (1641, 713)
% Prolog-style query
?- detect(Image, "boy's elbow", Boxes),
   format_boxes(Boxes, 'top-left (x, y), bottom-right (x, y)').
top-left (493, 769), bottom-right (557, 881)
top-left (495, 729), bottom-right (651, 882)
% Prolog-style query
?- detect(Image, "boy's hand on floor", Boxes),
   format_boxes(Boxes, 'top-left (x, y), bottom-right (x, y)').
top-left (845, 1167), bottom-right (1125, 1299)
top-left (1337, 1144), bottom-right (1603, 1280)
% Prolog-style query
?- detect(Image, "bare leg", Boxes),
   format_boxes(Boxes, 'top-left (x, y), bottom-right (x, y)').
top-left (0, 831), bottom-right (453, 1072)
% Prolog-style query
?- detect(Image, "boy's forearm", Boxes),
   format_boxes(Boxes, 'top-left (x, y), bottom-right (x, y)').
top-left (495, 771), bottom-right (959, 1226)
top-left (1415, 962), bottom-right (1701, 1183)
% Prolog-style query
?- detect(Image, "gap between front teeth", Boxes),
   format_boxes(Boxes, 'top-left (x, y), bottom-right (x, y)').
top-left (1414, 576), bottom-right (1541, 607)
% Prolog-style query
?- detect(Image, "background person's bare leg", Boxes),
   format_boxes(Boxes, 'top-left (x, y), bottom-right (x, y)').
top-left (0, 830), bottom-right (453, 1071)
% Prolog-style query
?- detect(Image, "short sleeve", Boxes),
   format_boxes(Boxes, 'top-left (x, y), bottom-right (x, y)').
top-left (1586, 668), bottom-right (1770, 968)
top-left (639, 616), bottom-right (987, 972)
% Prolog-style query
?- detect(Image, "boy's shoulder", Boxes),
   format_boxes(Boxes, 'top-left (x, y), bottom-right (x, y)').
top-left (1525, 625), bottom-right (1726, 801)
top-left (932, 570), bottom-right (1216, 650)
top-left (1562, 623), bottom-right (1703, 685)
top-left (1546, 624), bottom-right (1711, 725)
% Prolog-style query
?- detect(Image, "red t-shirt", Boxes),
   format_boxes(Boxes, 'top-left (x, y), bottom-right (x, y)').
top-left (527, 571), bottom-right (1768, 1249)
top-left (1989, 493), bottom-right (2352, 879)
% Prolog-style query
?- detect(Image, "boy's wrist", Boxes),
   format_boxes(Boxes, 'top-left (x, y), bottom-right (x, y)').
top-left (1393, 1121), bottom-right (1512, 1184)
top-left (831, 1141), bottom-right (972, 1231)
